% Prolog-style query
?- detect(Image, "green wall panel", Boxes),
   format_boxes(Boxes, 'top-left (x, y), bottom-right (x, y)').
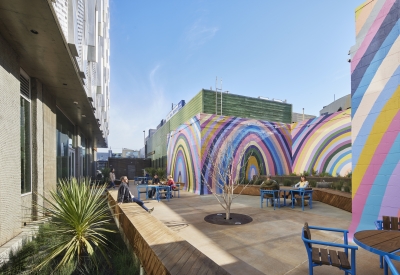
top-left (202, 90), bottom-right (292, 123)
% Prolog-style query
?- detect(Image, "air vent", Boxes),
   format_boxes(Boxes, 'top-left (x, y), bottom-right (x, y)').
top-left (20, 74), bottom-right (30, 99)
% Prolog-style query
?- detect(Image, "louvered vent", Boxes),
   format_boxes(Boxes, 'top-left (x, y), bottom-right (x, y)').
top-left (20, 74), bottom-right (30, 99)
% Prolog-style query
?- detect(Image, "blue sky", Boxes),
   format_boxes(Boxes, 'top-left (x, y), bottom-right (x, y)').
top-left (107, 0), bottom-right (362, 151)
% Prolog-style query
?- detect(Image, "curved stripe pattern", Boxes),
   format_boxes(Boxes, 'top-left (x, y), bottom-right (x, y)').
top-left (350, 0), bottom-right (400, 236)
top-left (167, 116), bottom-right (201, 194)
top-left (200, 114), bottom-right (292, 194)
top-left (292, 110), bottom-right (351, 176)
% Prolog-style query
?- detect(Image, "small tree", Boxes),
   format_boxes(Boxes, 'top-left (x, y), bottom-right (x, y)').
top-left (201, 139), bottom-right (260, 220)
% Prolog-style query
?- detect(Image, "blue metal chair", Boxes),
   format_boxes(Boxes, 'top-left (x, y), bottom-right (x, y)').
top-left (260, 189), bottom-right (281, 210)
top-left (302, 222), bottom-right (358, 275)
top-left (375, 216), bottom-right (400, 268)
top-left (384, 254), bottom-right (400, 275)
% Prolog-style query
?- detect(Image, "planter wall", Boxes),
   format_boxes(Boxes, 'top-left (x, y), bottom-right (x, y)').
top-left (234, 185), bottom-right (352, 212)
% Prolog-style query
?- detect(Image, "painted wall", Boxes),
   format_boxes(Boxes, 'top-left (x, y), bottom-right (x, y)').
top-left (167, 114), bottom-right (292, 195)
top-left (292, 110), bottom-right (352, 177)
top-left (167, 115), bottom-right (201, 194)
top-left (349, 0), bottom-right (400, 235)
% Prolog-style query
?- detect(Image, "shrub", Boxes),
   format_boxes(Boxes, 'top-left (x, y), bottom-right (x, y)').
top-left (254, 179), bottom-right (264, 185)
top-left (144, 167), bottom-right (157, 177)
top-left (344, 185), bottom-right (351, 193)
top-left (302, 171), bottom-right (310, 177)
top-left (283, 179), bottom-right (292, 186)
top-left (35, 178), bottom-right (113, 272)
top-left (289, 172), bottom-right (297, 176)
top-left (101, 167), bottom-right (111, 183)
top-left (156, 168), bottom-right (167, 180)
top-left (345, 171), bottom-right (352, 178)
top-left (311, 168), bottom-right (318, 176)
top-left (309, 180), bottom-right (317, 188)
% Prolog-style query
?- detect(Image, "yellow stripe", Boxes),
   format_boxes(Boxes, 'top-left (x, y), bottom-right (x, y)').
top-left (353, 85), bottom-right (400, 198)
top-left (332, 154), bottom-right (352, 177)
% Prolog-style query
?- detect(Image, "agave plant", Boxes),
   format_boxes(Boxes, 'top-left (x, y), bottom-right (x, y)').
top-left (35, 178), bottom-right (113, 272)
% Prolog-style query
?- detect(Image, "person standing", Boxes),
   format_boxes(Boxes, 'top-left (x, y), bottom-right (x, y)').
top-left (107, 168), bottom-right (116, 189)
top-left (117, 176), bottom-right (154, 213)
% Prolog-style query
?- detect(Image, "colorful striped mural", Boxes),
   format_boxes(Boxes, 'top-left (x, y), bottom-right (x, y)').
top-left (167, 115), bottom-right (201, 194)
top-left (292, 110), bottom-right (351, 177)
top-left (200, 114), bottom-right (292, 195)
top-left (349, 0), bottom-right (400, 235)
top-left (167, 114), bottom-right (292, 195)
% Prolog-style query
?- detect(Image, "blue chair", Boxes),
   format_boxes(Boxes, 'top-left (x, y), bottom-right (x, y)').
top-left (302, 222), bottom-right (358, 275)
top-left (375, 216), bottom-right (400, 268)
top-left (384, 255), bottom-right (400, 275)
top-left (260, 189), bottom-right (281, 210)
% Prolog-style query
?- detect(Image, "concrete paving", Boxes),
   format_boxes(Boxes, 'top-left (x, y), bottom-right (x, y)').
top-left (131, 186), bottom-right (400, 275)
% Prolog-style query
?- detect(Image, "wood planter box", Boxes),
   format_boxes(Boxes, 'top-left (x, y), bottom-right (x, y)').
top-left (234, 185), bottom-right (352, 212)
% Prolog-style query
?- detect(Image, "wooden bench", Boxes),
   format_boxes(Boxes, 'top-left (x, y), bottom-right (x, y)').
top-left (302, 222), bottom-right (357, 275)
top-left (107, 191), bottom-right (230, 275)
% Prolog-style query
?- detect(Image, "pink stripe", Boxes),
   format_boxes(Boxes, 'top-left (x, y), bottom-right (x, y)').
top-left (349, 110), bottom-right (400, 235)
top-left (378, 162), bottom-right (400, 218)
top-left (351, 0), bottom-right (395, 73)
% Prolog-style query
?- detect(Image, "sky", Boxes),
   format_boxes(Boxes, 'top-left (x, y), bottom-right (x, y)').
top-left (105, 0), bottom-right (363, 152)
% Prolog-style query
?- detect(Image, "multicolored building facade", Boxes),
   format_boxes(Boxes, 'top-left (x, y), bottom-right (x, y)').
top-left (349, 0), bottom-right (400, 234)
top-left (167, 110), bottom-right (351, 195)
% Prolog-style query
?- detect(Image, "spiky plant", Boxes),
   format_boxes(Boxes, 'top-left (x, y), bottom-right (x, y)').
top-left (34, 178), bottom-right (113, 272)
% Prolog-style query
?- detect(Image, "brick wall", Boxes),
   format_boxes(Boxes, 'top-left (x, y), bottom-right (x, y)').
top-left (0, 33), bottom-right (22, 246)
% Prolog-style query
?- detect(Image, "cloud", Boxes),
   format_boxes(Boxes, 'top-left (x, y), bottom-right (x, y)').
top-left (185, 19), bottom-right (219, 51)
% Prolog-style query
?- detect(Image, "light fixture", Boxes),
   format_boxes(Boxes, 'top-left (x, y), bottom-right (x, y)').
top-left (82, 115), bottom-right (86, 117)
top-left (30, 29), bottom-right (38, 34)
top-left (73, 101), bottom-right (78, 105)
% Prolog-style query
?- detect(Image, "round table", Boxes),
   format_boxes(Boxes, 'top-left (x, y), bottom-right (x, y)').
top-left (353, 230), bottom-right (400, 275)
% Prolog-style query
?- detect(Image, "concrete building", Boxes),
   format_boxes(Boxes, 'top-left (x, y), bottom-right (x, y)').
top-left (0, 0), bottom-right (110, 251)
top-left (320, 94), bottom-right (351, 116)
top-left (291, 112), bottom-right (316, 123)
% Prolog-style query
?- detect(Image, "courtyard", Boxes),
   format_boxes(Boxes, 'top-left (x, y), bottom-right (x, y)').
top-left (124, 185), bottom-right (400, 275)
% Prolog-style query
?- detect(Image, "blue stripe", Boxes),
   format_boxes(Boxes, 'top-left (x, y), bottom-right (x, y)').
top-left (356, 132), bottom-right (400, 233)
top-left (352, 19), bottom-right (400, 115)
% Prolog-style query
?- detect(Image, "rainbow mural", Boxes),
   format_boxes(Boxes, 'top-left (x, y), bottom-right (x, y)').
top-left (200, 114), bottom-right (292, 194)
top-left (349, 0), bottom-right (400, 235)
top-left (167, 115), bottom-right (201, 193)
top-left (167, 114), bottom-right (292, 195)
top-left (292, 110), bottom-right (351, 177)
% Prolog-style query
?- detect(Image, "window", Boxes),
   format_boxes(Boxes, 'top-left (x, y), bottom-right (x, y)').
top-left (56, 108), bottom-right (75, 180)
top-left (20, 71), bottom-right (31, 194)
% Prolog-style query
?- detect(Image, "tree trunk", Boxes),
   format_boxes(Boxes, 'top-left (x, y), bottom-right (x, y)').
top-left (226, 207), bottom-right (230, 220)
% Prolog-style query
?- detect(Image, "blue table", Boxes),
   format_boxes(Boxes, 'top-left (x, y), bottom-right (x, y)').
top-left (152, 185), bottom-right (171, 202)
top-left (137, 184), bottom-right (149, 200)
top-left (137, 177), bottom-right (150, 185)
top-left (354, 230), bottom-right (400, 275)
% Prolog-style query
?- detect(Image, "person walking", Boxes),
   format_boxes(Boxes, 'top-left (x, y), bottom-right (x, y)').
top-left (107, 168), bottom-right (116, 189)
top-left (117, 176), bottom-right (154, 213)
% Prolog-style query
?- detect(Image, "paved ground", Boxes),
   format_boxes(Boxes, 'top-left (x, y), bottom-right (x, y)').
top-left (131, 186), bottom-right (399, 275)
